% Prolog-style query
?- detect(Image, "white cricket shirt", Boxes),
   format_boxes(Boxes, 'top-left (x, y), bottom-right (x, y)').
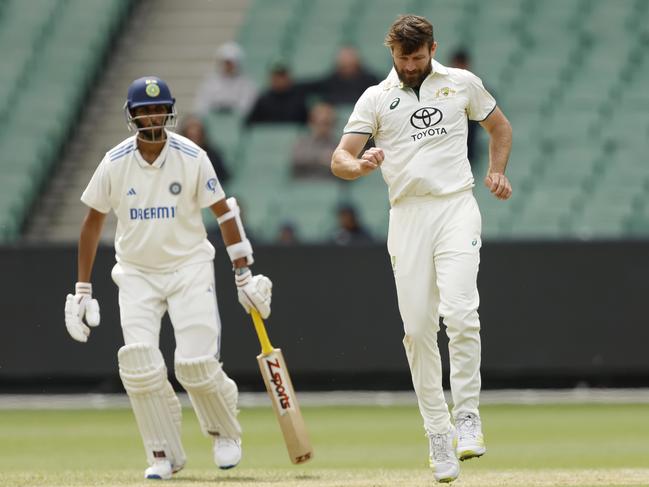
top-left (81, 131), bottom-right (225, 272)
top-left (344, 59), bottom-right (496, 205)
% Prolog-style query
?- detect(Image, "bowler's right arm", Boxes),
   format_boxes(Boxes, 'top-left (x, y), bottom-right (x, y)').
top-left (331, 133), bottom-right (384, 180)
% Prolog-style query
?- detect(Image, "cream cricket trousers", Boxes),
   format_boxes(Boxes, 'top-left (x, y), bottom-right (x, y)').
top-left (111, 261), bottom-right (222, 360)
top-left (387, 190), bottom-right (482, 435)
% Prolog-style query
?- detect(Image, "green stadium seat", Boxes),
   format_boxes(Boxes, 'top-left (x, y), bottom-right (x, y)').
top-left (6, 0), bottom-right (638, 243)
top-left (218, 0), bottom-right (649, 242)
top-left (273, 181), bottom-right (341, 242)
top-left (203, 112), bottom-right (243, 173)
top-left (0, 0), bottom-right (129, 242)
top-left (343, 171), bottom-right (390, 238)
top-left (626, 214), bottom-right (649, 237)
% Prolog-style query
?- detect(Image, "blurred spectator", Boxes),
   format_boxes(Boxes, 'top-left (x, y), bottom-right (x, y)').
top-left (246, 63), bottom-right (308, 125)
top-left (450, 48), bottom-right (478, 164)
top-left (305, 46), bottom-right (379, 105)
top-left (194, 41), bottom-right (257, 117)
top-left (291, 103), bottom-right (338, 179)
top-left (276, 222), bottom-right (299, 245)
top-left (332, 204), bottom-right (373, 245)
top-left (178, 115), bottom-right (230, 184)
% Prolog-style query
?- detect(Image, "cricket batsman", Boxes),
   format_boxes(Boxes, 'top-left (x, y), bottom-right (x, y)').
top-left (64, 76), bottom-right (272, 480)
top-left (331, 15), bottom-right (513, 483)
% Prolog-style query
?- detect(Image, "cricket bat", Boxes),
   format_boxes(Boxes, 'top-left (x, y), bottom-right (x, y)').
top-left (249, 309), bottom-right (313, 464)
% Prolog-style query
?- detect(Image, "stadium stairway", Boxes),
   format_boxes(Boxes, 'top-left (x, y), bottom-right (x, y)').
top-left (25, 0), bottom-right (250, 243)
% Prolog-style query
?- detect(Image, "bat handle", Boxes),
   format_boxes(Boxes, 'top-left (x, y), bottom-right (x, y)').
top-left (250, 309), bottom-right (274, 355)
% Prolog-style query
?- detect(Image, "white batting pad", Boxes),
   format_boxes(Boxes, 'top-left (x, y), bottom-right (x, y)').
top-left (175, 356), bottom-right (241, 439)
top-left (118, 343), bottom-right (186, 471)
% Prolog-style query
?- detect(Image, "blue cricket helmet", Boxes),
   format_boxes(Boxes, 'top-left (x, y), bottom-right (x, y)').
top-left (124, 76), bottom-right (177, 134)
top-left (125, 76), bottom-right (175, 112)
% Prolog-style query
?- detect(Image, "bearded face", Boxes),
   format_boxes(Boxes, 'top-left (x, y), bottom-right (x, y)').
top-left (392, 43), bottom-right (436, 88)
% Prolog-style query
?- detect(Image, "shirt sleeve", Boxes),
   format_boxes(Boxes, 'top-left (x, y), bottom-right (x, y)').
top-left (197, 152), bottom-right (225, 208)
top-left (80, 157), bottom-right (111, 213)
top-left (343, 86), bottom-right (378, 136)
top-left (464, 70), bottom-right (497, 122)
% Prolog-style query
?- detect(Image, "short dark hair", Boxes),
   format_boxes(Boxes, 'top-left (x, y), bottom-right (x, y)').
top-left (384, 15), bottom-right (434, 54)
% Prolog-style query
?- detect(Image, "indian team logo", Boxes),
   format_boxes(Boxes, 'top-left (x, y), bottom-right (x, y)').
top-left (169, 182), bottom-right (182, 195)
top-left (389, 97), bottom-right (400, 109)
top-left (145, 82), bottom-right (160, 97)
top-left (410, 107), bottom-right (443, 129)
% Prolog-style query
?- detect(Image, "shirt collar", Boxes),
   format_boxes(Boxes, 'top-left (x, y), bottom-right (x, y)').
top-left (135, 131), bottom-right (170, 169)
top-left (431, 59), bottom-right (449, 76)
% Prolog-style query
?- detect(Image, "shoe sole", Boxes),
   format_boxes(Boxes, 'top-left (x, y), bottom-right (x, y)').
top-left (437, 477), bottom-right (457, 483)
top-left (432, 468), bottom-right (460, 483)
top-left (458, 448), bottom-right (486, 461)
top-left (218, 463), bottom-right (239, 470)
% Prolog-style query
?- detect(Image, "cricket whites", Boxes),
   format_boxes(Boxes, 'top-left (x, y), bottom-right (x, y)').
top-left (250, 309), bottom-right (313, 464)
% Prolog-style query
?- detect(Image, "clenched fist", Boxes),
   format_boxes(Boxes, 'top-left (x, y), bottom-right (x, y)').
top-left (484, 172), bottom-right (512, 200)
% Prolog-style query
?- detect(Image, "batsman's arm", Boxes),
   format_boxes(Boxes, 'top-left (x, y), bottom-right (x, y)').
top-left (66, 208), bottom-right (104, 342)
top-left (210, 198), bottom-right (247, 269)
top-left (77, 208), bottom-right (107, 282)
top-left (331, 133), bottom-right (383, 180)
top-left (480, 107), bottom-right (513, 200)
top-left (211, 197), bottom-right (273, 319)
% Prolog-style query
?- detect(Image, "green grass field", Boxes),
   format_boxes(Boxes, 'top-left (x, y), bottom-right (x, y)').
top-left (1, 403), bottom-right (648, 486)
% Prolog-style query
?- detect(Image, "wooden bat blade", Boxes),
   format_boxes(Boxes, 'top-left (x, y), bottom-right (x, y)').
top-left (257, 348), bottom-right (313, 464)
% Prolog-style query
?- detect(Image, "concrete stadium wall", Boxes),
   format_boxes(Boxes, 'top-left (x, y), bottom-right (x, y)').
top-left (1, 242), bottom-right (648, 391)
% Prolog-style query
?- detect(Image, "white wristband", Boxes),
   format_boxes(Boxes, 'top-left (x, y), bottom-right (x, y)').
top-left (75, 282), bottom-right (92, 295)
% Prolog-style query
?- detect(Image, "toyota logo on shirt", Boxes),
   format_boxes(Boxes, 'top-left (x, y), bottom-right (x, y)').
top-left (410, 107), bottom-right (443, 129)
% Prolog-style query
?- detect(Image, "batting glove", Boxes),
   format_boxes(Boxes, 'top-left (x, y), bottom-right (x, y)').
top-left (65, 282), bottom-right (101, 343)
top-left (235, 268), bottom-right (272, 319)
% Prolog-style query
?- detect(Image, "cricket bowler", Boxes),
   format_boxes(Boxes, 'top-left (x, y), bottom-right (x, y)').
top-left (331, 15), bottom-right (513, 483)
top-left (64, 76), bottom-right (272, 480)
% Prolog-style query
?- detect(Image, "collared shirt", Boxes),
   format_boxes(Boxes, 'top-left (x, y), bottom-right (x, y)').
top-left (81, 131), bottom-right (225, 272)
top-left (344, 59), bottom-right (496, 205)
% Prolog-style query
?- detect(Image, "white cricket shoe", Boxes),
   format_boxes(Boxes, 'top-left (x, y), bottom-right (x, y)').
top-left (213, 437), bottom-right (241, 469)
top-left (144, 459), bottom-right (173, 480)
top-left (428, 427), bottom-right (460, 483)
top-left (455, 412), bottom-right (486, 461)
